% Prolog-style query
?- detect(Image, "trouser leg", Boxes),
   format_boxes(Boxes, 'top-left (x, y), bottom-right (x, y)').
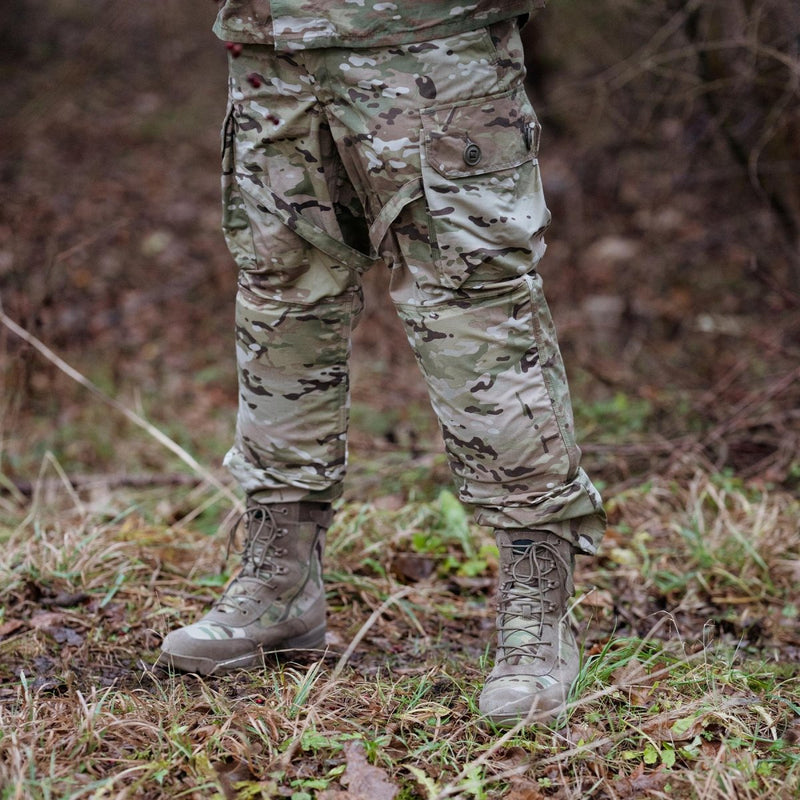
top-left (225, 278), bottom-right (360, 504)
top-left (222, 173), bottom-right (362, 503)
top-left (393, 269), bottom-right (604, 555)
top-left (386, 160), bottom-right (605, 554)
top-left (219, 45), bottom-right (369, 503)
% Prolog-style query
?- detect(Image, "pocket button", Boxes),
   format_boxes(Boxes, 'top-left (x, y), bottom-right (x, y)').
top-left (463, 142), bottom-right (482, 166)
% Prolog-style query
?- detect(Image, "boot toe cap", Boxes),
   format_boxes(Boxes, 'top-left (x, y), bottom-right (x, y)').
top-left (479, 675), bottom-right (568, 726)
top-left (158, 624), bottom-right (257, 674)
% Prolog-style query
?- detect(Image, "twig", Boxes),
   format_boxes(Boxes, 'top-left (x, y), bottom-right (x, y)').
top-left (701, 365), bottom-right (800, 442)
top-left (330, 586), bottom-right (412, 680)
top-left (6, 472), bottom-right (204, 498)
top-left (0, 306), bottom-right (241, 510)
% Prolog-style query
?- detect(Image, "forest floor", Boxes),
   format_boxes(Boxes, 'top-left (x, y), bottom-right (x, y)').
top-left (1, 2), bottom-right (799, 798)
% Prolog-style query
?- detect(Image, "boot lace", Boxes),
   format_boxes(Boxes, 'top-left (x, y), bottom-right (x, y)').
top-left (214, 505), bottom-right (289, 613)
top-left (496, 540), bottom-right (570, 665)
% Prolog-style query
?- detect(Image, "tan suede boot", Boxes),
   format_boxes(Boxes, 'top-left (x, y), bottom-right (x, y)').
top-left (157, 501), bottom-right (332, 675)
top-left (479, 530), bottom-right (579, 727)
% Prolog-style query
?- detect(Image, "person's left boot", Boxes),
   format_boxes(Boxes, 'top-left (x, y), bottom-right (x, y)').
top-left (479, 530), bottom-right (579, 727)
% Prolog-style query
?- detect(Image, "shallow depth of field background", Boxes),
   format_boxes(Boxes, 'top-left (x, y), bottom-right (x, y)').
top-left (0, 2), bottom-right (798, 799)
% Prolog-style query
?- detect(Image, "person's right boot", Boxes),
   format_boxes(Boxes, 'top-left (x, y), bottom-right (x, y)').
top-left (157, 500), bottom-right (332, 675)
top-left (479, 530), bottom-right (580, 727)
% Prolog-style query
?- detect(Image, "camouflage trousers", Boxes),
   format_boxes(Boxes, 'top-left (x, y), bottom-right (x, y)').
top-left (220, 19), bottom-right (605, 554)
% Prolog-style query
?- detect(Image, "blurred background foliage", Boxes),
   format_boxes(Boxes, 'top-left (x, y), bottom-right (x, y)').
top-left (0, 0), bottom-right (798, 498)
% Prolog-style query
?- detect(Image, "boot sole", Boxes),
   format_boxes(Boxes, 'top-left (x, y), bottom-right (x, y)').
top-left (156, 623), bottom-right (327, 676)
top-left (483, 702), bottom-right (566, 728)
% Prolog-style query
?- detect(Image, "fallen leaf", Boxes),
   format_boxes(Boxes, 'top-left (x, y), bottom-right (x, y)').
top-left (612, 763), bottom-right (669, 798)
top-left (662, 712), bottom-right (710, 743)
top-left (51, 627), bottom-right (84, 645)
top-left (318, 740), bottom-right (398, 800)
top-left (29, 611), bottom-right (68, 629)
top-left (391, 553), bottom-right (436, 582)
top-left (29, 612), bottom-right (84, 645)
top-left (611, 658), bottom-right (655, 706)
top-left (580, 588), bottom-right (614, 609)
top-left (29, 610), bottom-right (88, 630)
top-left (505, 776), bottom-right (546, 799)
top-left (43, 591), bottom-right (90, 608)
top-left (0, 619), bottom-right (26, 638)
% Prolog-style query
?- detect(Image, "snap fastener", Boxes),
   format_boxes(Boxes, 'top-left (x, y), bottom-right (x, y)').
top-left (463, 142), bottom-right (482, 166)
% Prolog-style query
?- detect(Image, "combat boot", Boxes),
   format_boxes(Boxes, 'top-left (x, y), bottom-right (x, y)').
top-left (479, 530), bottom-right (579, 727)
top-left (157, 500), bottom-right (332, 675)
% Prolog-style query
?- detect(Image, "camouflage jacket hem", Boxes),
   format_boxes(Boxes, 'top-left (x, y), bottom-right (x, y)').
top-left (213, 0), bottom-right (545, 50)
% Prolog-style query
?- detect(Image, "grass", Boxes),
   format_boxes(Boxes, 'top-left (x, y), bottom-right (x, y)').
top-left (0, 468), bottom-right (798, 799)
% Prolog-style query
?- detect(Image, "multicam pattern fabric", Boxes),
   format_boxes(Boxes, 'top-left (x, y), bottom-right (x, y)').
top-left (214, 0), bottom-right (546, 50)
top-left (220, 17), bottom-right (606, 554)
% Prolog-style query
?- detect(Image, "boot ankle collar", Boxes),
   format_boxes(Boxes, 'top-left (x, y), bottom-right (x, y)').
top-left (246, 500), bottom-right (332, 526)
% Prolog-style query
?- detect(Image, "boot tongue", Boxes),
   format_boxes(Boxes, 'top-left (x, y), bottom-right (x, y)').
top-left (510, 538), bottom-right (553, 583)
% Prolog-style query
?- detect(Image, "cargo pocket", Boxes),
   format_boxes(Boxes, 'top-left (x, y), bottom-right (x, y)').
top-left (222, 98), bottom-right (375, 276)
top-left (419, 86), bottom-right (550, 289)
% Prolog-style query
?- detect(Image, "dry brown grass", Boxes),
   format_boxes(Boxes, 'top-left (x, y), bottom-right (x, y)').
top-left (0, 470), bottom-right (797, 799)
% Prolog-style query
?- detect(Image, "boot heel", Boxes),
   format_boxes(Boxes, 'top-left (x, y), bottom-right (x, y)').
top-left (284, 623), bottom-right (327, 651)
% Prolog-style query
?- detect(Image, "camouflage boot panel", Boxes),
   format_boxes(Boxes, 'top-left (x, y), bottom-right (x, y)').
top-left (157, 501), bottom-right (332, 675)
top-left (207, 501), bottom-right (332, 627)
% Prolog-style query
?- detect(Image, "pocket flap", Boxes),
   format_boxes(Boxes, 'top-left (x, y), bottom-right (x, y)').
top-left (422, 88), bottom-right (539, 179)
